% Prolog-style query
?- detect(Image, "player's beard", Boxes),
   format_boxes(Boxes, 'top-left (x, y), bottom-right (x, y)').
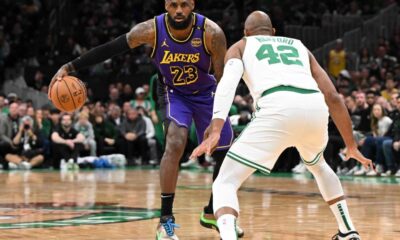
top-left (167, 13), bottom-right (193, 30)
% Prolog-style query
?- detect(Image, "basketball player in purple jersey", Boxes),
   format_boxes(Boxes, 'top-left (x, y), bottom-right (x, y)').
top-left (49, 1), bottom-right (243, 239)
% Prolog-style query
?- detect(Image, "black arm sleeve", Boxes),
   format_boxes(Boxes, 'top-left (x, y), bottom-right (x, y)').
top-left (70, 34), bottom-right (131, 71)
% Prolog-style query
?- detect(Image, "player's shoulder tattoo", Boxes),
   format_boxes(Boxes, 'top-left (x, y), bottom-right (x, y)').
top-left (127, 19), bottom-right (155, 48)
top-left (205, 19), bottom-right (227, 55)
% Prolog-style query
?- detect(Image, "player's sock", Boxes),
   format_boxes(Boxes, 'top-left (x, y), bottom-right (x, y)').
top-left (329, 199), bottom-right (356, 233)
top-left (161, 193), bottom-right (175, 217)
top-left (217, 214), bottom-right (237, 240)
top-left (305, 159), bottom-right (356, 233)
top-left (205, 153), bottom-right (224, 214)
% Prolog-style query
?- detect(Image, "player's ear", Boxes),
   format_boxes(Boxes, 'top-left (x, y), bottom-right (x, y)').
top-left (243, 29), bottom-right (248, 37)
top-left (165, 0), bottom-right (169, 11)
top-left (190, 0), bottom-right (195, 10)
top-left (272, 28), bottom-right (276, 36)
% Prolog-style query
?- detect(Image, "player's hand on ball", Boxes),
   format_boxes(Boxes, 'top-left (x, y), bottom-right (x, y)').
top-left (345, 147), bottom-right (374, 171)
top-left (48, 64), bottom-right (70, 100)
top-left (190, 132), bottom-right (220, 159)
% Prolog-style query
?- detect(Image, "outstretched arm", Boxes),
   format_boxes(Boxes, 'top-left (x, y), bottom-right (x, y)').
top-left (191, 39), bottom-right (246, 158)
top-left (309, 51), bottom-right (374, 170)
top-left (49, 19), bottom-right (155, 99)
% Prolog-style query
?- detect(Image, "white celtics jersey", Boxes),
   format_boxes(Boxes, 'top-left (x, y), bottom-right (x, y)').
top-left (242, 35), bottom-right (320, 102)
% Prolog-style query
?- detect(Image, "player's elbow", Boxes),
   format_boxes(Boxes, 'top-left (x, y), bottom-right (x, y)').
top-left (324, 91), bottom-right (342, 106)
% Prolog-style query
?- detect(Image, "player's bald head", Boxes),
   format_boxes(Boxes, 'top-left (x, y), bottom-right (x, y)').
top-left (244, 11), bottom-right (275, 36)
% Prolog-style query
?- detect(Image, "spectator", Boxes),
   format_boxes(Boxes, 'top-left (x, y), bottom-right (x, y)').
top-left (27, 106), bottom-right (35, 118)
top-left (356, 103), bottom-right (393, 175)
top-left (328, 39), bottom-right (346, 78)
top-left (6, 116), bottom-right (44, 170)
top-left (17, 103), bottom-right (27, 118)
top-left (74, 111), bottom-right (96, 156)
top-left (108, 105), bottom-right (123, 127)
top-left (380, 73), bottom-right (398, 101)
top-left (357, 47), bottom-right (374, 71)
top-left (34, 108), bottom-right (52, 166)
top-left (375, 45), bottom-right (397, 70)
top-left (382, 96), bottom-right (400, 176)
top-left (388, 93), bottom-right (399, 117)
top-left (7, 93), bottom-right (18, 104)
top-left (353, 92), bottom-right (372, 134)
top-left (93, 113), bottom-right (118, 156)
top-left (31, 70), bottom-right (45, 91)
top-left (366, 90), bottom-right (378, 107)
top-left (0, 94), bottom-right (7, 114)
top-left (131, 87), bottom-right (158, 123)
top-left (131, 87), bottom-right (152, 112)
top-left (336, 70), bottom-right (354, 95)
top-left (137, 106), bottom-right (158, 165)
top-left (121, 83), bottom-right (134, 103)
top-left (49, 108), bottom-right (61, 132)
top-left (0, 102), bottom-right (20, 167)
top-left (122, 101), bottom-right (131, 117)
top-left (35, 109), bottom-right (51, 139)
top-left (108, 87), bottom-right (123, 106)
top-left (51, 113), bottom-right (85, 169)
top-left (119, 107), bottom-right (148, 165)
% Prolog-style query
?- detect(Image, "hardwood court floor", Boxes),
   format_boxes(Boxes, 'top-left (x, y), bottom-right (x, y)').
top-left (0, 168), bottom-right (398, 240)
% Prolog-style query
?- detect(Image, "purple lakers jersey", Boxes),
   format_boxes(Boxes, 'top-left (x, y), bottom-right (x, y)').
top-left (152, 13), bottom-right (216, 95)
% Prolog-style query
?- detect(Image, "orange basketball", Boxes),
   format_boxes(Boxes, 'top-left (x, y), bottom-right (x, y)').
top-left (50, 76), bottom-right (87, 112)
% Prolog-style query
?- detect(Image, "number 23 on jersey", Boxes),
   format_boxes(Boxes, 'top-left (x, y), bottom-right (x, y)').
top-left (170, 65), bottom-right (199, 86)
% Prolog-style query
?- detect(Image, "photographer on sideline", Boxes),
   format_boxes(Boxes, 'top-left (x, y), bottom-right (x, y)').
top-left (5, 116), bottom-right (44, 169)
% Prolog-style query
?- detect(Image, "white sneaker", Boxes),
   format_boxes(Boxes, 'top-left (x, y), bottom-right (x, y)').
top-left (181, 158), bottom-right (201, 168)
top-left (336, 167), bottom-right (349, 175)
top-left (67, 159), bottom-right (74, 170)
top-left (366, 169), bottom-right (378, 176)
top-left (8, 162), bottom-right (19, 170)
top-left (73, 163), bottom-right (80, 171)
top-left (346, 166), bottom-right (359, 176)
top-left (156, 216), bottom-right (179, 240)
top-left (395, 169), bottom-right (400, 177)
top-left (381, 170), bottom-right (395, 177)
top-left (293, 162), bottom-right (307, 174)
top-left (375, 164), bottom-right (384, 174)
top-left (205, 155), bottom-right (213, 163)
top-left (60, 159), bottom-right (67, 171)
top-left (149, 159), bottom-right (158, 165)
top-left (20, 161), bottom-right (31, 170)
top-left (354, 167), bottom-right (367, 176)
top-left (291, 162), bottom-right (303, 172)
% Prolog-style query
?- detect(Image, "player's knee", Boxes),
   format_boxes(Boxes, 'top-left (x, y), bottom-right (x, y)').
top-left (213, 175), bottom-right (240, 195)
top-left (212, 178), bottom-right (240, 212)
top-left (306, 158), bottom-right (334, 175)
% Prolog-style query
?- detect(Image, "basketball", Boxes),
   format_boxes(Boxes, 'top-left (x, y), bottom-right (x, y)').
top-left (50, 76), bottom-right (87, 112)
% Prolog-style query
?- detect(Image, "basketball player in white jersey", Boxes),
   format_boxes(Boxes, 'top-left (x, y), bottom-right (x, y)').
top-left (191, 11), bottom-right (374, 240)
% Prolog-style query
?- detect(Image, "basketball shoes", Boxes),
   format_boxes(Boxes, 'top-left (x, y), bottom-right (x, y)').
top-left (200, 210), bottom-right (244, 238)
top-left (332, 230), bottom-right (361, 240)
top-left (156, 215), bottom-right (179, 240)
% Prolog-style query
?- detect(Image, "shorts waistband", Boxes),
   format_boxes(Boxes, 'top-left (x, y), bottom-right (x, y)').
top-left (261, 85), bottom-right (319, 97)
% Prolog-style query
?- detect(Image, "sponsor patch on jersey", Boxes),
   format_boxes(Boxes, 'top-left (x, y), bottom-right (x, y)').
top-left (191, 38), bottom-right (202, 47)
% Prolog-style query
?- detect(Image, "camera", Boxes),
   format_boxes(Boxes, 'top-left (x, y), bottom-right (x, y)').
top-left (24, 124), bottom-right (30, 130)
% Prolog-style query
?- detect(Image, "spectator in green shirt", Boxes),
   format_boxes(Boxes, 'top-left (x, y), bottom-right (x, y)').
top-left (93, 113), bottom-right (118, 156)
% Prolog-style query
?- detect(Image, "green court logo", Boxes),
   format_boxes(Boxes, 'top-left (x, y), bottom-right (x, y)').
top-left (0, 202), bottom-right (160, 229)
